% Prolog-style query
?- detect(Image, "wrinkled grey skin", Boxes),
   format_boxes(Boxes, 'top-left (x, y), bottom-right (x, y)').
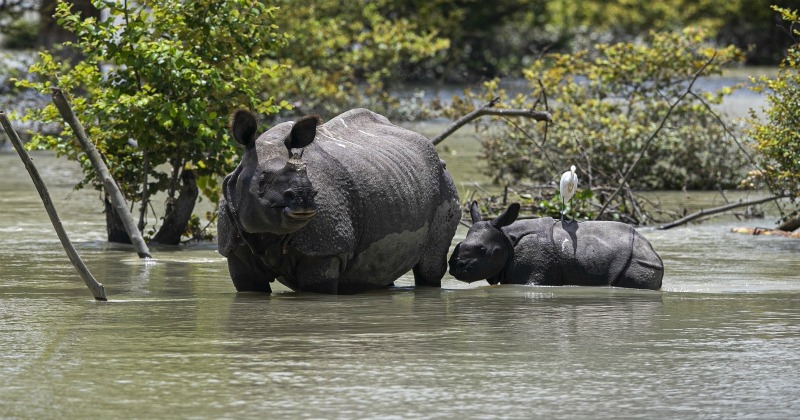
top-left (218, 108), bottom-right (460, 294)
top-left (449, 202), bottom-right (664, 290)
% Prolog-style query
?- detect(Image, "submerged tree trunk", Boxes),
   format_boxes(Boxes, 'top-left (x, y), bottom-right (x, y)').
top-left (2, 110), bottom-right (107, 300)
top-left (152, 169), bottom-right (199, 245)
top-left (104, 196), bottom-right (132, 244)
top-left (105, 170), bottom-right (199, 245)
top-left (52, 87), bottom-right (150, 257)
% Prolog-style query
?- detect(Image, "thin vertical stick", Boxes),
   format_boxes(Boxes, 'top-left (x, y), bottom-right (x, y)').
top-left (0, 111), bottom-right (107, 301)
top-left (50, 87), bottom-right (152, 258)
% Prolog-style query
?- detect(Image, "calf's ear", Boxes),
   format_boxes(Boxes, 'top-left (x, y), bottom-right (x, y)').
top-left (470, 201), bottom-right (482, 224)
top-left (491, 203), bottom-right (520, 228)
top-left (287, 115), bottom-right (320, 151)
top-left (230, 109), bottom-right (258, 147)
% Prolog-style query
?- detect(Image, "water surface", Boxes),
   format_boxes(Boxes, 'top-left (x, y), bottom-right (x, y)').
top-left (1, 152), bottom-right (799, 418)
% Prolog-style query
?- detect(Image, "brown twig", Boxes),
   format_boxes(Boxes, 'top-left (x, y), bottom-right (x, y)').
top-left (505, 117), bottom-right (558, 178)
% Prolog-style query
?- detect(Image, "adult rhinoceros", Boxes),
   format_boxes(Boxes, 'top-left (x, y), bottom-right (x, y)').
top-left (218, 108), bottom-right (460, 294)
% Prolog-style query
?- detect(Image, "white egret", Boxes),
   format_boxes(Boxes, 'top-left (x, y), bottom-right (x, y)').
top-left (559, 165), bottom-right (578, 222)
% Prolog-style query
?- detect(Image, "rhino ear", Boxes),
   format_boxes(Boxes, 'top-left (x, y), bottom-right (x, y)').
top-left (469, 201), bottom-right (482, 224)
top-left (230, 109), bottom-right (258, 147)
top-left (491, 203), bottom-right (520, 229)
top-left (287, 115), bottom-right (320, 151)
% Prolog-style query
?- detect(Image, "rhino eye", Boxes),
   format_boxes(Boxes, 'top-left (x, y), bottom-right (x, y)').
top-left (478, 245), bottom-right (487, 254)
top-left (258, 172), bottom-right (270, 187)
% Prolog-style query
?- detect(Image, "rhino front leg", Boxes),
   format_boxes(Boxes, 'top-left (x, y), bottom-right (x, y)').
top-left (294, 255), bottom-right (343, 294)
top-left (412, 235), bottom-right (450, 288)
top-left (414, 201), bottom-right (460, 288)
top-left (226, 246), bottom-right (275, 293)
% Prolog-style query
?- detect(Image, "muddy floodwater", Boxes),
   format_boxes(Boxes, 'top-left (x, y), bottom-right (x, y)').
top-left (1, 149), bottom-right (799, 418)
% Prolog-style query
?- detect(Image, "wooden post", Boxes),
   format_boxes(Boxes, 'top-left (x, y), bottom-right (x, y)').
top-left (0, 111), bottom-right (107, 301)
top-left (50, 87), bottom-right (152, 258)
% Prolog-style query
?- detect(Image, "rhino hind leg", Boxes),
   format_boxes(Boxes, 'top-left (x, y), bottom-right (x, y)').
top-left (616, 233), bottom-right (664, 290)
top-left (294, 255), bottom-right (343, 294)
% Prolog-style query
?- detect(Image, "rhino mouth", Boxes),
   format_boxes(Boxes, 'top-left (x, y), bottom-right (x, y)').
top-left (448, 260), bottom-right (487, 282)
top-left (448, 262), bottom-right (471, 278)
top-left (284, 209), bottom-right (318, 221)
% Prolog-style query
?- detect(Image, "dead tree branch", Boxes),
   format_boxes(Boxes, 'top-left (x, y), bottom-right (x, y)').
top-left (658, 194), bottom-right (788, 230)
top-left (50, 87), bottom-right (152, 258)
top-left (0, 111), bottom-right (107, 301)
top-left (430, 98), bottom-right (552, 146)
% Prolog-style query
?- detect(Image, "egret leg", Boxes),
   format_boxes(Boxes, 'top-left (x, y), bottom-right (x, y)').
top-left (561, 198), bottom-right (565, 223)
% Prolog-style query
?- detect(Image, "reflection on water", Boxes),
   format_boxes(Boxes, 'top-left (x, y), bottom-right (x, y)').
top-left (1, 152), bottom-right (799, 417)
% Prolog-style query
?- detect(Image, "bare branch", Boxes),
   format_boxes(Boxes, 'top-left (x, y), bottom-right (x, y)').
top-left (658, 194), bottom-right (788, 230)
top-left (0, 110), bottom-right (107, 301)
top-left (505, 117), bottom-right (558, 179)
top-left (431, 98), bottom-right (552, 146)
top-left (50, 87), bottom-right (152, 258)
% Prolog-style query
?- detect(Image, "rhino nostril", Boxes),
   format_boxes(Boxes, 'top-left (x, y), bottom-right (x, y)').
top-left (283, 190), bottom-right (295, 200)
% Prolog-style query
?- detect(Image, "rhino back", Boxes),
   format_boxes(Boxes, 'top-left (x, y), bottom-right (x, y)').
top-left (290, 109), bottom-right (456, 263)
top-left (552, 221), bottom-right (635, 285)
top-left (503, 219), bottom-right (642, 286)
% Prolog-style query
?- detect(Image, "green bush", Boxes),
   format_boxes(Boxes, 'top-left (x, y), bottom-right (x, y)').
top-left (447, 29), bottom-right (745, 223)
top-left (17, 0), bottom-right (290, 244)
top-left (744, 6), bottom-right (800, 219)
top-left (270, 0), bottom-right (449, 118)
top-left (15, 0), bottom-right (452, 243)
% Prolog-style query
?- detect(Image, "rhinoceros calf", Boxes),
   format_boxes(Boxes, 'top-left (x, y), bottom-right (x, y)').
top-left (448, 202), bottom-right (663, 290)
top-left (218, 108), bottom-right (460, 294)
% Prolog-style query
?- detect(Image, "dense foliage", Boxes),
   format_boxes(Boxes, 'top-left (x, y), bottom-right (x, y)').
top-left (446, 29), bottom-right (745, 224)
top-left (745, 6), bottom-right (800, 224)
top-left (269, 0), bottom-right (449, 117)
top-left (14, 0), bottom-right (450, 243)
top-left (373, 0), bottom-right (796, 80)
top-left (17, 0), bottom-right (290, 243)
